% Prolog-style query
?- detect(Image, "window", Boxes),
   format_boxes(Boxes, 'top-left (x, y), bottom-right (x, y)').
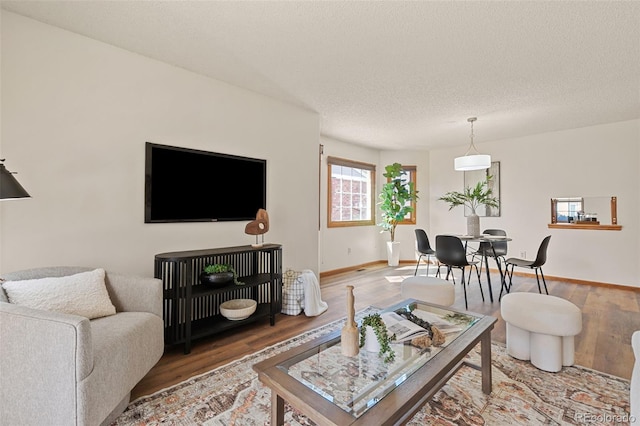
top-left (548, 196), bottom-right (621, 230)
top-left (551, 197), bottom-right (583, 223)
top-left (396, 165), bottom-right (417, 225)
top-left (327, 157), bottom-right (375, 227)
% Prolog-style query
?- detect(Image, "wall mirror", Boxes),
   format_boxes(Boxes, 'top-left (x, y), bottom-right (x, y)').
top-left (549, 196), bottom-right (621, 230)
top-left (464, 161), bottom-right (500, 217)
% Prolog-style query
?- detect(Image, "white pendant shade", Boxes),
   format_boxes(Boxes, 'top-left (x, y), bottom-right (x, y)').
top-left (454, 154), bottom-right (491, 171)
top-left (454, 117), bottom-right (491, 171)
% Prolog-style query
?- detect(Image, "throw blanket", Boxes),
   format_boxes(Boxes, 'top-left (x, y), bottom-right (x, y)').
top-left (301, 269), bottom-right (328, 316)
top-left (281, 269), bottom-right (328, 316)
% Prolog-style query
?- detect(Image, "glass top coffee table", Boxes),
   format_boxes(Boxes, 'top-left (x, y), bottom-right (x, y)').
top-left (253, 299), bottom-right (496, 425)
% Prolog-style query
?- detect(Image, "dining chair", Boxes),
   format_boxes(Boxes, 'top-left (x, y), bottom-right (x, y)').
top-left (471, 229), bottom-right (507, 285)
top-left (435, 235), bottom-right (484, 310)
top-left (414, 229), bottom-right (436, 276)
top-left (472, 229), bottom-right (508, 275)
top-left (504, 235), bottom-right (551, 296)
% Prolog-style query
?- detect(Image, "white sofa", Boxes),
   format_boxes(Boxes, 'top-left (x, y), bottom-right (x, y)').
top-left (0, 267), bottom-right (164, 426)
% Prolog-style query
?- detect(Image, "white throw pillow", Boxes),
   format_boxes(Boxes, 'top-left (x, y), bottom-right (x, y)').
top-left (2, 268), bottom-right (116, 319)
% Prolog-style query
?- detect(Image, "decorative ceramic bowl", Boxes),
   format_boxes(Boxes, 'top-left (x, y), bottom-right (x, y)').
top-left (200, 271), bottom-right (234, 286)
top-left (219, 299), bottom-right (257, 321)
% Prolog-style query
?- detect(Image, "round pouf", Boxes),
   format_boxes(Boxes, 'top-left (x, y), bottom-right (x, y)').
top-left (400, 276), bottom-right (455, 306)
top-left (501, 292), bottom-right (582, 372)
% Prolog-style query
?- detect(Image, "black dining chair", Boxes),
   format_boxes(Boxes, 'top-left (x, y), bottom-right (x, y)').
top-left (435, 235), bottom-right (484, 310)
top-left (472, 229), bottom-right (508, 272)
top-left (414, 229), bottom-right (436, 276)
top-left (504, 235), bottom-right (552, 296)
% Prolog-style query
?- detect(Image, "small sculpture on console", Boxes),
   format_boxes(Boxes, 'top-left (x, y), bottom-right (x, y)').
top-left (245, 209), bottom-right (269, 247)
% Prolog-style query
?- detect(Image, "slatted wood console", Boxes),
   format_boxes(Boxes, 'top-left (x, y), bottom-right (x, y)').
top-left (155, 244), bottom-right (283, 354)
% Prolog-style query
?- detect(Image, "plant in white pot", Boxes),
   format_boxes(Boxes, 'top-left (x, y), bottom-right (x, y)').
top-left (359, 313), bottom-right (396, 363)
top-left (378, 163), bottom-right (419, 266)
top-left (438, 177), bottom-right (499, 237)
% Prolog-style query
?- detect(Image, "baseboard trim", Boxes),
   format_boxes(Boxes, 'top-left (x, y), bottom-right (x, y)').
top-left (319, 260), bottom-right (640, 292)
top-left (319, 261), bottom-right (383, 278)
top-left (513, 272), bottom-right (640, 291)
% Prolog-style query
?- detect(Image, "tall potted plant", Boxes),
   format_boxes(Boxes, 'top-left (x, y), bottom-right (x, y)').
top-left (438, 177), bottom-right (499, 237)
top-left (378, 163), bottom-right (419, 266)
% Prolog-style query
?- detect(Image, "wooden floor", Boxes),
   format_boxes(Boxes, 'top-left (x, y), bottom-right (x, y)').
top-left (132, 263), bottom-right (640, 400)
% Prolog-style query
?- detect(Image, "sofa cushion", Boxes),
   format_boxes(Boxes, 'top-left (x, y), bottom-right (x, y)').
top-left (1, 268), bottom-right (116, 319)
top-left (78, 311), bottom-right (164, 425)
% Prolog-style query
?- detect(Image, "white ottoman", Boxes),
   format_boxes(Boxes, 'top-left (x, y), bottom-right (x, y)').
top-left (501, 292), bottom-right (582, 372)
top-left (401, 276), bottom-right (455, 306)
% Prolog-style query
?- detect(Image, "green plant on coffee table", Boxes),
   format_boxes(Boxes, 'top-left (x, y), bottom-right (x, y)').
top-left (202, 263), bottom-right (244, 285)
top-left (359, 313), bottom-right (396, 363)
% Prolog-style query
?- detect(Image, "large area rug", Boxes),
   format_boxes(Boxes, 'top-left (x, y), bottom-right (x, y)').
top-left (114, 308), bottom-right (631, 425)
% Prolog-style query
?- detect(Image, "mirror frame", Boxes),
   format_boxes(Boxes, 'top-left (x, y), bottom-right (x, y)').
top-left (549, 196), bottom-right (621, 230)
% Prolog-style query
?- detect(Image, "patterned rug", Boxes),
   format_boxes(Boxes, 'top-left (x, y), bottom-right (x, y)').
top-left (114, 308), bottom-right (632, 425)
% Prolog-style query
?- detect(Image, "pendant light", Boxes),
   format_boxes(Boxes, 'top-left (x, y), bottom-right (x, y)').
top-left (454, 117), bottom-right (491, 171)
top-left (0, 159), bottom-right (31, 200)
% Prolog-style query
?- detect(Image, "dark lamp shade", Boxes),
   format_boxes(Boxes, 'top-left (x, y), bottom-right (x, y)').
top-left (0, 163), bottom-right (31, 200)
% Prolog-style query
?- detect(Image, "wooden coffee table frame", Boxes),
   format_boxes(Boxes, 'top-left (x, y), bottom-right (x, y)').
top-left (253, 299), bottom-right (496, 426)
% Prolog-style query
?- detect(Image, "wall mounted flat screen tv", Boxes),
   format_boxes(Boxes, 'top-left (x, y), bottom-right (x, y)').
top-left (145, 142), bottom-right (266, 223)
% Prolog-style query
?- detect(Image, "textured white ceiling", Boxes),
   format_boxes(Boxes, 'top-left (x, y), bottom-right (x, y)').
top-left (2, 1), bottom-right (639, 150)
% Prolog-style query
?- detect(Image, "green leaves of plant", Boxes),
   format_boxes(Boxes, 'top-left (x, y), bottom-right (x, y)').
top-left (203, 264), bottom-right (231, 274)
top-left (202, 264), bottom-right (244, 285)
top-left (378, 163), bottom-right (419, 242)
top-left (359, 313), bottom-right (397, 363)
top-left (438, 176), bottom-right (499, 214)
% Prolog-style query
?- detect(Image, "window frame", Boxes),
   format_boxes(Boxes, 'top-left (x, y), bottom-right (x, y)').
top-left (548, 196), bottom-right (621, 230)
top-left (395, 165), bottom-right (417, 225)
top-left (551, 197), bottom-right (584, 223)
top-left (327, 156), bottom-right (376, 228)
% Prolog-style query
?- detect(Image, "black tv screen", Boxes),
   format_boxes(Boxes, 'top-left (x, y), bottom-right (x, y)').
top-left (145, 142), bottom-right (266, 223)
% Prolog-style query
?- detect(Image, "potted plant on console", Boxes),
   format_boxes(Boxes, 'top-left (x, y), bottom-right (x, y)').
top-left (200, 264), bottom-right (244, 286)
top-left (438, 177), bottom-right (499, 237)
top-left (378, 163), bottom-right (419, 266)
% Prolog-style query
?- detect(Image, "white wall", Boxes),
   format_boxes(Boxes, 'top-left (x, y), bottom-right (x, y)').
top-left (321, 122), bottom-right (640, 288)
top-left (318, 137), bottom-right (431, 272)
top-left (3, 12), bottom-right (637, 288)
top-left (0, 12), bottom-right (320, 277)
top-left (319, 136), bottom-right (381, 271)
top-left (430, 120), bottom-right (640, 287)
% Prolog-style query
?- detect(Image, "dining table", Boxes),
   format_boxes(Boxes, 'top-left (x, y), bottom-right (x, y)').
top-left (457, 234), bottom-right (512, 303)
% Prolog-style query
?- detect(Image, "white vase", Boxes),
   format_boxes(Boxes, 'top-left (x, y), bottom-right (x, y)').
top-left (363, 325), bottom-right (381, 353)
top-left (386, 241), bottom-right (401, 266)
top-left (467, 213), bottom-right (480, 237)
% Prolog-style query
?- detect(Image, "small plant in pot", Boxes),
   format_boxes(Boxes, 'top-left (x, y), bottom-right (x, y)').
top-left (438, 177), bottom-right (499, 237)
top-left (200, 264), bottom-right (244, 286)
top-left (359, 313), bottom-right (396, 363)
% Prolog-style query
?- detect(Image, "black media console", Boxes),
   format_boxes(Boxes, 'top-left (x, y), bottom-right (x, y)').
top-left (154, 244), bottom-right (283, 354)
